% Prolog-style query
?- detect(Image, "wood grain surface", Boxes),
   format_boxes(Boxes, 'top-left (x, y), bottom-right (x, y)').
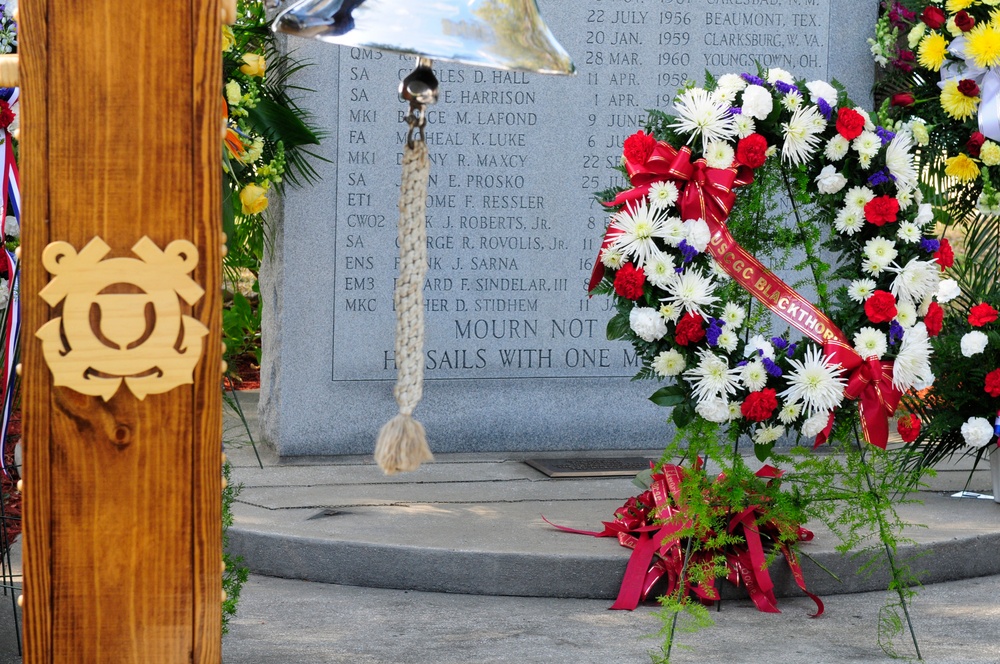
top-left (21, 1), bottom-right (223, 661)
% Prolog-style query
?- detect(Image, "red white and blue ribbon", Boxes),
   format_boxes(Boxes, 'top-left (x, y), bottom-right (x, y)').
top-left (0, 87), bottom-right (20, 477)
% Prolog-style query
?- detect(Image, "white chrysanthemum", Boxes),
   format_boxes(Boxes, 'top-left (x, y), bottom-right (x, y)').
top-left (717, 73), bottom-right (748, 92)
top-left (727, 401), bottom-right (743, 421)
top-left (711, 87), bottom-right (738, 105)
top-left (716, 329), bottom-right (739, 352)
top-left (779, 346), bottom-right (846, 415)
top-left (961, 330), bottom-right (989, 357)
top-left (896, 300), bottom-right (917, 328)
top-left (778, 401), bottom-right (803, 424)
top-left (805, 79), bottom-right (838, 106)
top-left (896, 187), bottom-right (915, 211)
top-left (892, 323), bottom-right (933, 391)
top-left (645, 254), bottom-right (678, 289)
top-left (885, 129), bottom-right (918, 191)
top-left (741, 84), bottom-right (773, 120)
top-left (914, 203), bottom-right (934, 227)
top-left (709, 259), bottom-right (731, 281)
top-left (854, 327), bottom-right (888, 359)
top-left (845, 185), bottom-right (875, 211)
top-left (658, 216), bottom-right (686, 247)
top-left (600, 247), bottom-right (626, 269)
top-left (888, 258), bottom-right (940, 306)
top-left (652, 349), bottom-right (686, 377)
top-left (705, 141), bottom-right (736, 169)
top-left (855, 107), bottom-right (876, 131)
top-left (767, 67), bottom-right (794, 85)
top-left (683, 218), bottom-right (712, 252)
top-left (671, 87), bottom-right (737, 147)
top-left (733, 114), bottom-right (756, 138)
top-left (815, 165), bottom-right (847, 194)
top-left (659, 302), bottom-right (682, 323)
top-left (862, 258), bottom-right (886, 276)
top-left (696, 397), bottom-right (732, 423)
top-left (863, 237), bottom-right (898, 269)
top-left (630, 307), bottom-right (668, 342)
top-left (722, 303), bottom-right (746, 328)
top-left (754, 424), bottom-right (786, 445)
top-left (825, 135), bottom-right (850, 161)
top-left (848, 278), bottom-right (877, 303)
top-left (834, 206), bottom-right (865, 235)
top-left (852, 131), bottom-right (881, 161)
top-left (610, 200), bottom-right (670, 268)
top-left (661, 269), bottom-right (719, 316)
top-left (648, 181), bottom-right (679, 211)
top-left (740, 359), bottom-right (769, 391)
top-left (936, 278), bottom-right (961, 304)
top-left (800, 411), bottom-right (831, 438)
top-left (961, 417), bottom-right (995, 448)
top-left (685, 351), bottom-right (742, 402)
top-left (896, 222), bottom-right (922, 243)
top-left (745, 334), bottom-right (776, 360)
top-left (781, 105), bottom-right (825, 166)
top-left (781, 91), bottom-right (803, 111)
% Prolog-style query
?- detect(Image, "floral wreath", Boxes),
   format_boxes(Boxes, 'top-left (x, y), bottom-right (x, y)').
top-left (589, 68), bottom-right (947, 459)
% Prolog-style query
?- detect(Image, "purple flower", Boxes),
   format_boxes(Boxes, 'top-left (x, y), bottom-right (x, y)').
top-left (737, 360), bottom-right (750, 367)
top-left (770, 336), bottom-right (788, 350)
top-left (706, 318), bottom-right (724, 346)
top-left (774, 81), bottom-right (798, 95)
top-left (889, 321), bottom-right (905, 346)
top-left (762, 357), bottom-right (783, 377)
top-left (920, 238), bottom-right (941, 253)
top-left (875, 127), bottom-right (896, 146)
top-left (729, 107), bottom-right (743, 115)
top-left (741, 73), bottom-right (767, 87)
top-left (817, 98), bottom-right (833, 121)
top-left (786, 343), bottom-right (798, 358)
top-left (678, 239), bottom-right (699, 263)
top-left (867, 169), bottom-right (893, 187)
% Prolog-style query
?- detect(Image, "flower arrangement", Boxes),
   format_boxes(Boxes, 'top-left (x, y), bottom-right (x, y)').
top-left (871, 0), bottom-right (1000, 215)
top-left (590, 68), bottom-right (941, 460)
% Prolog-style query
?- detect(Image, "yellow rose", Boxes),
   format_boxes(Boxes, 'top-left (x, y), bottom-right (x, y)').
top-left (240, 183), bottom-right (269, 215)
top-left (225, 80), bottom-right (241, 106)
top-left (981, 140), bottom-right (1000, 166)
top-left (240, 53), bottom-right (266, 78)
top-left (222, 25), bottom-right (235, 52)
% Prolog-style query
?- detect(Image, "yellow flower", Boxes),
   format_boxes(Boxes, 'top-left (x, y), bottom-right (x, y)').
top-left (981, 140), bottom-right (1000, 165)
top-left (940, 80), bottom-right (980, 120)
top-left (222, 25), bottom-right (235, 52)
top-left (945, 154), bottom-right (981, 181)
top-left (908, 22), bottom-right (927, 49)
top-left (240, 183), bottom-right (269, 215)
top-left (917, 32), bottom-right (949, 71)
top-left (240, 53), bottom-right (266, 78)
top-left (966, 23), bottom-right (1000, 68)
top-left (910, 120), bottom-right (930, 146)
top-left (225, 80), bottom-right (241, 106)
top-left (947, 0), bottom-right (974, 11)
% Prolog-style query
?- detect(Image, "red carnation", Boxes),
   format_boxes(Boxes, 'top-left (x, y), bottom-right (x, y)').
top-left (955, 10), bottom-right (975, 32)
top-left (736, 133), bottom-right (769, 169)
top-left (622, 131), bottom-right (656, 166)
top-left (741, 388), bottom-right (779, 422)
top-left (921, 6), bottom-right (945, 29)
top-left (958, 79), bottom-right (981, 98)
top-left (890, 92), bottom-right (915, 107)
top-left (0, 101), bottom-right (12, 131)
top-left (864, 195), bottom-right (900, 226)
top-left (924, 301), bottom-right (944, 337)
top-left (985, 369), bottom-right (1000, 397)
top-left (969, 302), bottom-right (999, 327)
top-left (836, 107), bottom-right (866, 140)
top-left (934, 238), bottom-right (954, 270)
top-left (613, 263), bottom-right (645, 300)
top-left (897, 414), bottom-right (921, 443)
top-left (865, 290), bottom-right (898, 324)
top-left (675, 312), bottom-right (706, 346)
top-left (967, 131), bottom-right (986, 158)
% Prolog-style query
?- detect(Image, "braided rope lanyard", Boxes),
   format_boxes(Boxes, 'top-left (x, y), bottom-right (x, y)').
top-left (374, 59), bottom-right (438, 474)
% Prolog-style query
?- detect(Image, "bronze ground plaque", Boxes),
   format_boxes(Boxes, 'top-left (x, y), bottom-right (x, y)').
top-left (525, 456), bottom-right (653, 478)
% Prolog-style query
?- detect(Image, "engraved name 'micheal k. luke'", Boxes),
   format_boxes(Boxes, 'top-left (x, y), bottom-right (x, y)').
top-left (36, 236), bottom-right (208, 400)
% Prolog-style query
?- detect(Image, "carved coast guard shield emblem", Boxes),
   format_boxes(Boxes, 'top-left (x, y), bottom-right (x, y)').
top-left (36, 236), bottom-right (209, 400)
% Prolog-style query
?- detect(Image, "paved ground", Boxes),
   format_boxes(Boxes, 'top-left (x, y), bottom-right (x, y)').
top-left (223, 572), bottom-right (1000, 663)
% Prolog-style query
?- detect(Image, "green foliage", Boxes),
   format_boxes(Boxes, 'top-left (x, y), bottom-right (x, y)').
top-left (222, 461), bottom-right (250, 634)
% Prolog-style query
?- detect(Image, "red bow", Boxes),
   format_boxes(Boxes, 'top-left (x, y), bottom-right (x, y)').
top-left (821, 342), bottom-right (903, 449)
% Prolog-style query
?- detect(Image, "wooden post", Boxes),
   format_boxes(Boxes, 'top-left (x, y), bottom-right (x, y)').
top-left (20, 1), bottom-right (223, 661)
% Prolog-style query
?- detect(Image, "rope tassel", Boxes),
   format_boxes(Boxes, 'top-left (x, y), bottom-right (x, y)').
top-left (374, 140), bottom-right (433, 474)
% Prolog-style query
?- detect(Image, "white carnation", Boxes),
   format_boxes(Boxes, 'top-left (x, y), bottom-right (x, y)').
top-left (745, 334), bottom-right (776, 360)
top-left (683, 218), bottom-right (712, 252)
top-left (629, 307), bottom-right (668, 342)
top-left (4, 216), bottom-right (18, 239)
top-left (815, 165), bottom-right (847, 194)
top-left (741, 84), bottom-right (774, 120)
top-left (961, 330), bottom-right (989, 357)
top-left (936, 279), bottom-right (961, 304)
top-left (800, 411), bottom-right (831, 438)
top-left (914, 203), bottom-right (934, 227)
top-left (805, 79), bottom-right (838, 106)
top-left (961, 417), bottom-right (995, 448)
top-left (767, 68), bottom-right (794, 85)
top-left (696, 397), bottom-right (732, 423)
